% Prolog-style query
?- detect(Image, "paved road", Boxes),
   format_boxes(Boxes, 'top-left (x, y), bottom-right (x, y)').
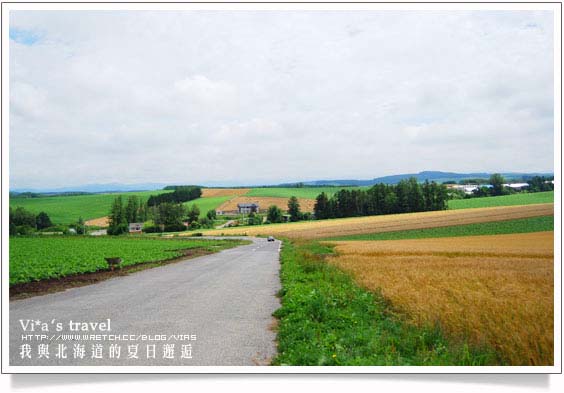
top-left (9, 237), bottom-right (281, 366)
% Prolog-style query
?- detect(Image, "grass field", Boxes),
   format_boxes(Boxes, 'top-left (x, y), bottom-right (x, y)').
top-left (10, 190), bottom-right (168, 224)
top-left (326, 232), bottom-right (554, 365)
top-left (201, 203), bottom-right (554, 239)
top-left (328, 215), bottom-right (554, 241)
top-left (273, 240), bottom-right (496, 365)
top-left (448, 191), bottom-right (553, 209)
top-left (245, 186), bottom-right (365, 199)
top-left (10, 190), bottom-right (234, 223)
top-left (183, 196), bottom-right (233, 217)
top-left (9, 236), bottom-right (243, 285)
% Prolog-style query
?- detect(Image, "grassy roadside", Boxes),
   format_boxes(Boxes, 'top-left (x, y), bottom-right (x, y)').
top-left (272, 240), bottom-right (499, 366)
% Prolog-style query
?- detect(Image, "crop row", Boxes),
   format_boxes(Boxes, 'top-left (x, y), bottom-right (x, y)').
top-left (10, 236), bottom-right (240, 285)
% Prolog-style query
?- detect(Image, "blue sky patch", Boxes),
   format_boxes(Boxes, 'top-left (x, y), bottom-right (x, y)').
top-left (9, 28), bottom-right (41, 45)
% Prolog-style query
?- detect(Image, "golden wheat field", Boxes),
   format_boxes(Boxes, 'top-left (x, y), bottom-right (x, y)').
top-left (215, 196), bottom-right (316, 213)
top-left (202, 203), bottom-right (554, 239)
top-left (326, 232), bottom-right (554, 365)
top-left (201, 188), bottom-right (250, 198)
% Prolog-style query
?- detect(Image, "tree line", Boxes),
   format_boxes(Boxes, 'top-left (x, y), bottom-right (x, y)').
top-left (147, 186), bottom-right (202, 207)
top-left (314, 178), bottom-right (448, 219)
top-left (9, 207), bottom-right (86, 235)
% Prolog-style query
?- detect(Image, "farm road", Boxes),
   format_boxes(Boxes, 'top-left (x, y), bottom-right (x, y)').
top-left (9, 237), bottom-right (281, 367)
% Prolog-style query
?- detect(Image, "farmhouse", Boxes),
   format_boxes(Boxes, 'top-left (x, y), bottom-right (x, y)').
top-left (128, 222), bottom-right (143, 233)
top-left (237, 203), bottom-right (259, 214)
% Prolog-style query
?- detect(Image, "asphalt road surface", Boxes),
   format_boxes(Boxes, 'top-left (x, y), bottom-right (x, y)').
top-left (9, 237), bottom-right (281, 367)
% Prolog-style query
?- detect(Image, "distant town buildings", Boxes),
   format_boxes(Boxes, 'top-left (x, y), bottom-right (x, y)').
top-left (446, 183), bottom-right (529, 195)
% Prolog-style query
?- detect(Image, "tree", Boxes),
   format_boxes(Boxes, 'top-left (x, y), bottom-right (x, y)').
top-left (137, 200), bottom-right (148, 222)
top-left (11, 207), bottom-right (36, 227)
top-left (147, 186), bottom-right (202, 206)
top-left (528, 176), bottom-right (554, 192)
top-left (314, 192), bottom-right (330, 219)
top-left (288, 196), bottom-right (301, 222)
top-left (206, 209), bottom-right (217, 220)
top-left (267, 205), bottom-right (283, 223)
top-left (77, 217), bottom-right (86, 235)
top-left (108, 196), bottom-right (128, 235)
top-left (154, 203), bottom-right (186, 227)
top-left (36, 212), bottom-right (53, 230)
top-left (125, 196), bottom-right (140, 223)
top-left (187, 204), bottom-right (200, 223)
top-left (489, 173), bottom-right (505, 196)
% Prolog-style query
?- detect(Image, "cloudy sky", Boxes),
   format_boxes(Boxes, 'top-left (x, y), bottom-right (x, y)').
top-left (9, 10), bottom-right (554, 188)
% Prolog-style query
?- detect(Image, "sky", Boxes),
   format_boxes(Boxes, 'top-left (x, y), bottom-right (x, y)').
top-left (9, 10), bottom-right (555, 188)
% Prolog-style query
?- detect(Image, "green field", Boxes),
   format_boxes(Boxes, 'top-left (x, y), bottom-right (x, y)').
top-left (10, 190), bottom-right (168, 224)
top-left (245, 186), bottom-right (366, 199)
top-left (9, 236), bottom-right (243, 285)
top-left (326, 215), bottom-right (554, 241)
top-left (183, 196), bottom-right (232, 218)
top-left (448, 191), bottom-right (553, 210)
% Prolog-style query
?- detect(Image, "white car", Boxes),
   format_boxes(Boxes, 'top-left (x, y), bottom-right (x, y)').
top-left (267, 236), bottom-right (275, 242)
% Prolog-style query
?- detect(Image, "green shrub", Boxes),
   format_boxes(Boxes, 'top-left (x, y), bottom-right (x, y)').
top-left (15, 225), bottom-right (35, 235)
top-left (107, 223), bottom-right (129, 235)
top-left (40, 225), bottom-right (68, 233)
top-left (143, 225), bottom-right (162, 233)
top-left (163, 223), bottom-right (187, 232)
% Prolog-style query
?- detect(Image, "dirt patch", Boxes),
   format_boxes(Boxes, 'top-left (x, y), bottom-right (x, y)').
top-left (85, 216), bottom-right (110, 227)
top-left (10, 248), bottom-right (213, 300)
top-left (201, 188), bottom-right (250, 198)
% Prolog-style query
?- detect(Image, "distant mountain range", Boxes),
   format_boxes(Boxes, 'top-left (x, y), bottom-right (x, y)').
top-left (10, 171), bottom-right (553, 194)
top-left (278, 171), bottom-right (554, 187)
top-left (10, 182), bottom-right (168, 194)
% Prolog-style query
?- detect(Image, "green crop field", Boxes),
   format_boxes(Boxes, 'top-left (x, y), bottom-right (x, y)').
top-left (9, 236), bottom-right (243, 285)
top-left (246, 186), bottom-right (367, 199)
top-left (10, 190), bottom-right (169, 224)
top-left (448, 191), bottom-right (554, 210)
top-left (326, 215), bottom-right (554, 241)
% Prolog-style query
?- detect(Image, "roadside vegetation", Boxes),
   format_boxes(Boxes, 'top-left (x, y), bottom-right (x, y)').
top-left (272, 240), bottom-right (497, 365)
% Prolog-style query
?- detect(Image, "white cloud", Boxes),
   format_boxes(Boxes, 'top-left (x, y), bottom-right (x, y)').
top-left (8, 10), bottom-right (555, 188)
